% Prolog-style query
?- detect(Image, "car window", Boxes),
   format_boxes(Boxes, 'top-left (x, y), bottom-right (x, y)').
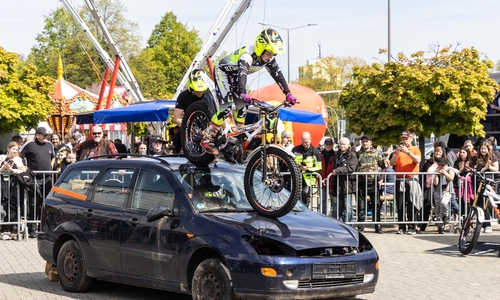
top-left (93, 168), bottom-right (134, 207)
top-left (54, 168), bottom-right (102, 200)
top-left (132, 170), bottom-right (175, 211)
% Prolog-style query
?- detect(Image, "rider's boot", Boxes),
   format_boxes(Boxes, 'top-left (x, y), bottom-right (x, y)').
top-left (201, 122), bottom-right (220, 155)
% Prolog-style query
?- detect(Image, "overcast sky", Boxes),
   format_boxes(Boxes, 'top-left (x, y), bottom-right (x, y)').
top-left (1, 0), bottom-right (499, 90)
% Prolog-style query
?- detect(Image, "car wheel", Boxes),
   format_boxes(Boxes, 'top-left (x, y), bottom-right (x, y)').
top-left (57, 240), bottom-right (93, 292)
top-left (192, 258), bottom-right (235, 300)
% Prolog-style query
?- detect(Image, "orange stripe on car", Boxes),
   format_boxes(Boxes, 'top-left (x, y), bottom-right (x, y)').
top-left (51, 186), bottom-right (87, 201)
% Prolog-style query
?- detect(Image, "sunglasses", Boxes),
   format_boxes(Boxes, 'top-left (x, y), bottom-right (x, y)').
top-left (92, 132), bottom-right (103, 135)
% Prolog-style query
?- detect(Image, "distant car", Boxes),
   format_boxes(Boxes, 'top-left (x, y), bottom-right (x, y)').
top-left (425, 143), bottom-right (434, 159)
top-left (38, 155), bottom-right (379, 300)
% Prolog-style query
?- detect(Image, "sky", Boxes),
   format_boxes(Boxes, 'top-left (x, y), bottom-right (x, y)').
top-left (1, 0), bottom-right (499, 91)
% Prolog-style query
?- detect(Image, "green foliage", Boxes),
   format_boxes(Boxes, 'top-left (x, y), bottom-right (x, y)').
top-left (340, 46), bottom-right (499, 146)
top-left (29, 0), bottom-right (141, 88)
top-left (0, 47), bottom-right (54, 135)
top-left (130, 12), bottom-right (202, 99)
top-left (298, 55), bottom-right (366, 138)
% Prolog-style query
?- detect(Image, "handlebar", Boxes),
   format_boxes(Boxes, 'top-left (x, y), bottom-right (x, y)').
top-left (250, 98), bottom-right (299, 111)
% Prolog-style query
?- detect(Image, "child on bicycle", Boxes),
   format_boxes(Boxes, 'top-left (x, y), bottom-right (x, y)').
top-left (432, 157), bottom-right (456, 234)
top-left (201, 28), bottom-right (297, 155)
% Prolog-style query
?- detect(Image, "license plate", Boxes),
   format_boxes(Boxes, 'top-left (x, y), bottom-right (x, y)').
top-left (312, 262), bottom-right (357, 279)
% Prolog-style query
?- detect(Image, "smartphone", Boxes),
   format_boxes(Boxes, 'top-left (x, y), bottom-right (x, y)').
top-left (300, 162), bottom-right (307, 166)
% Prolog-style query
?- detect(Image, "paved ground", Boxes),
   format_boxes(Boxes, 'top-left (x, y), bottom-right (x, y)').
top-left (0, 225), bottom-right (499, 300)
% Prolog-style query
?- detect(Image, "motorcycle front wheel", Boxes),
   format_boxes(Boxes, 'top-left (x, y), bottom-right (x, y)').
top-left (244, 147), bottom-right (302, 218)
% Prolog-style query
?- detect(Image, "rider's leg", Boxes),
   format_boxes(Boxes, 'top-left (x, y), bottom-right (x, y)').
top-left (234, 95), bottom-right (249, 127)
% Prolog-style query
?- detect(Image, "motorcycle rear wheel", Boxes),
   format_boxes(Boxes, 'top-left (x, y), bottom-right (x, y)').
top-left (181, 100), bottom-right (215, 165)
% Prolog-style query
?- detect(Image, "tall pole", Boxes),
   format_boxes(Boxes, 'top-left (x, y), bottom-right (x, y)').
top-left (388, 0), bottom-right (391, 62)
top-left (258, 22), bottom-right (317, 82)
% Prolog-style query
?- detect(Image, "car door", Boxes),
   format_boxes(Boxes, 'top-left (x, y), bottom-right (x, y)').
top-left (121, 168), bottom-right (184, 282)
top-left (75, 167), bottom-right (133, 274)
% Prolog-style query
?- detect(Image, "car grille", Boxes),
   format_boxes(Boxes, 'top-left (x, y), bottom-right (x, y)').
top-left (297, 275), bottom-right (364, 289)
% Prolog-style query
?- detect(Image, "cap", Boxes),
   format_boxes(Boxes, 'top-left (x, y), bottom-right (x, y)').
top-left (35, 127), bottom-right (49, 136)
top-left (360, 135), bottom-right (371, 141)
top-left (401, 131), bottom-right (410, 138)
top-left (324, 138), bottom-right (334, 144)
top-left (152, 136), bottom-right (163, 143)
top-left (436, 157), bottom-right (448, 165)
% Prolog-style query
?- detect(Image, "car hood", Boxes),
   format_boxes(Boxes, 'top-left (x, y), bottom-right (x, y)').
top-left (204, 211), bottom-right (359, 250)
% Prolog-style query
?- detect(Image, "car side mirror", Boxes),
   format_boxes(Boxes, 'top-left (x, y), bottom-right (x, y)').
top-left (146, 205), bottom-right (173, 222)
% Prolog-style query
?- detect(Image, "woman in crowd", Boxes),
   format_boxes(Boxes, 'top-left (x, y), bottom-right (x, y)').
top-left (454, 146), bottom-right (474, 214)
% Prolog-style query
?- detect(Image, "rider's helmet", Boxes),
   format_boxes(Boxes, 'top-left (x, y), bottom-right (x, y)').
top-left (187, 69), bottom-right (208, 92)
top-left (254, 28), bottom-right (285, 57)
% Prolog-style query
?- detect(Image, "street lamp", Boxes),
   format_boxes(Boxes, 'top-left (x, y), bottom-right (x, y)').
top-left (258, 22), bottom-right (318, 82)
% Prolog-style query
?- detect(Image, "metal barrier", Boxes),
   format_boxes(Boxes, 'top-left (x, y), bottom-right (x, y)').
top-left (0, 171), bottom-right (58, 241)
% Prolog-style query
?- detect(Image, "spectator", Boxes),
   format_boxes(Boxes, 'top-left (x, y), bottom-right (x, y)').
top-left (114, 139), bottom-right (128, 154)
top-left (135, 143), bottom-right (149, 155)
top-left (11, 135), bottom-right (23, 150)
top-left (172, 126), bottom-right (182, 153)
top-left (60, 150), bottom-right (77, 174)
top-left (173, 69), bottom-right (210, 127)
top-left (473, 140), bottom-right (498, 233)
top-left (0, 141), bottom-right (27, 238)
top-left (389, 131), bottom-right (422, 235)
top-left (463, 139), bottom-right (476, 157)
top-left (73, 126), bottom-right (118, 160)
top-left (357, 135), bottom-right (385, 233)
top-left (319, 137), bottom-right (336, 215)
top-left (435, 140), bottom-right (456, 167)
top-left (432, 157), bottom-right (455, 234)
top-left (419, 145), bottom-right (446, 232)
top-left (280, 130), bottom-right (294, 151)
top-left (54, 147), bottom-right (69, 174)
top-left (331, 137), bottom-right (358, 223)
top-left (150, 137), bottom-right (169, 156)
top-left (20, 126), bottom-right (55, 237)
top-left (292, 132), bottom-right (322, 207)
top-left (454, 146), bottom-right (474, 212)
top-left (50, 133), bottom-right (64, 152)
top-left (63, 138), bottom-right (73, 151)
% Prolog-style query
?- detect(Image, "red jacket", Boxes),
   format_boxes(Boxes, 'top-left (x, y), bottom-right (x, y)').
top-left (320, 149), bottom-right (336, 188)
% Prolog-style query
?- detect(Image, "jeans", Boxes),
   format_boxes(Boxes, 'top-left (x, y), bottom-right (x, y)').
top-left (321, 187), bottom-right (329, 215)
top-left (332, 193), bottom-right (353, 223)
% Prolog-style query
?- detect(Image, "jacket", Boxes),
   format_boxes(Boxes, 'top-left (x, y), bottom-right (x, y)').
top-left (333, 147), bottom-right (358, 194)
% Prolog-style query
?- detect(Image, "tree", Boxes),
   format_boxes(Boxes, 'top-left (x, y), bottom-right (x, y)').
top-left (339, 46), bottom-right (498, 149)
top-left (298, 55), bottom-right (366, 139)
top-left (0, 47), bottom-right (54, 135)
top-left (29, 0), bottom-right (141, 88)
top-left (130, 12), bottom-right (202, 99)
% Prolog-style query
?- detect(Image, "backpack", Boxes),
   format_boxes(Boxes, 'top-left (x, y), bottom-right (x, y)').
top-left (16, 169), bottom-right (37, 193)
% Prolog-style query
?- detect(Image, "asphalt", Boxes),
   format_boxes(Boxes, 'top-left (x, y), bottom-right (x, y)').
top-left (0, 224), bottom-right (499, 300)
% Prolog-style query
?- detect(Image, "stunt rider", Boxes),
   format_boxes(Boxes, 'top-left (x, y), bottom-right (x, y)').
top-left (201, 28), bottom-right (297, 155)
top-left (173, 69), bottom-right (210, 127)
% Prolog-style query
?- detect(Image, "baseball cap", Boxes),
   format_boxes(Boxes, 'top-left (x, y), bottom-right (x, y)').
top-left (436, 157), bottom-right (448, 165)
top-left (152, 136), bottom-right (163, 143)
top-left (360, 135), bottom-right (371, 141)
top-left (324, 138), bottom-right (334, 144)
top-left (35, 127), bottom-right (49, 136)
top-left (401, 131), bottom-right (410, 138)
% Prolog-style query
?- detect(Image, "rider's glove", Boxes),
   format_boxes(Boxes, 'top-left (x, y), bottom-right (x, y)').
top-left (241, 93), bottom-right (252, 105)
top-left (285, 93), bottom-right (297, 107)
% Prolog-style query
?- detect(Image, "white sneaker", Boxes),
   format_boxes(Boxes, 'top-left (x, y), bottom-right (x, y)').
top-left (1, 232), bottom-right (12, 240)
top-left (485, 226), bottom-right (493, 234)
top-left (480, 227), bottom-right (485, 233)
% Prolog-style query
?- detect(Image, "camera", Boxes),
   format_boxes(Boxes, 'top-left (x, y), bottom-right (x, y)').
top-left (399, 142), bottom-right (405, 147)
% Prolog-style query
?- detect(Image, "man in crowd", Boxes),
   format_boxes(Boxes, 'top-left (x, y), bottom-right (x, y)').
top-left (292, 132), bottom-right (322, 207)
top-left (280, 130), bottom-right (294, 151)
top-left (319, 137), bottom-right (335, 215)
top-left (331, 137), bottom-right (358, 223)
top-left (20, 126), bottom-right (55, 238)
top-left (389, 131), bottom-right (422, 235)
top-left (173, 69), bottom-right (210, 127)
top-left (357, 135), bottom-right (386, 233)
top-left (150, 137), bottom-right (170, 156)
top-left (73, 126), bottom-right (118, 160)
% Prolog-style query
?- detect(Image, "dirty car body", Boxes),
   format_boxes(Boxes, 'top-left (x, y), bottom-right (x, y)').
top-left (38, 156), bottom-right (379, 299)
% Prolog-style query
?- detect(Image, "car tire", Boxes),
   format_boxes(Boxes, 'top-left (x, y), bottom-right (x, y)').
top-left (57, 240), bottom-right (94, 292)
top-left (192, 258), bottom-right (235, 300)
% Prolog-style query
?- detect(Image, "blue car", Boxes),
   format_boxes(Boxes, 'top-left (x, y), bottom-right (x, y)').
top-left (38, 155), bottom-right (379, 299)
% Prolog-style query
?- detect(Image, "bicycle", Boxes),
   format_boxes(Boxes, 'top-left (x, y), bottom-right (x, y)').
top-left (458, 170), bottom-right (500, 255)
top-left (181, 98), bottom-right (302, 218)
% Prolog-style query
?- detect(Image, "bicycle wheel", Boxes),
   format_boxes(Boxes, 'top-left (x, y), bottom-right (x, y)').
top-left (244, 147), bottom-right (302, 218)
top-left (181, 100), bottom-right (215, 165)
top-left (458, 207), bottom-right (481, 255)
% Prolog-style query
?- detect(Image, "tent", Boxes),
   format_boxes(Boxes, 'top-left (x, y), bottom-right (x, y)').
top-left (76, 100), bottom-right (176, 124)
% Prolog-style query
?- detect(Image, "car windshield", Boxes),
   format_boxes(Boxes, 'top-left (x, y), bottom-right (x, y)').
top-left (173, 167), bottom-right (253, 213)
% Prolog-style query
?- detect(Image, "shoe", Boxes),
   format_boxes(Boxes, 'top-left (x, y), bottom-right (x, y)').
top-left (375, 225), bottom-right (384, 234)
top-left (29, 231), bottom-right (38, 239)
top-left (201, 122), bottom-right (220, 155)
top-left (396, 229), bottom-right (405, 234)
top-left (438, 226), bottom-right (445, 234)
top-left (480, 227), bottom-right (485, 233)
top-left (406, 229), bottom-right (416, 235)
top-left (1, 232), bottom-right (12, 240)
top-left (357, 225), bottom-right (364, 233)
top-left (485, 226), bottom-right (493, 234)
